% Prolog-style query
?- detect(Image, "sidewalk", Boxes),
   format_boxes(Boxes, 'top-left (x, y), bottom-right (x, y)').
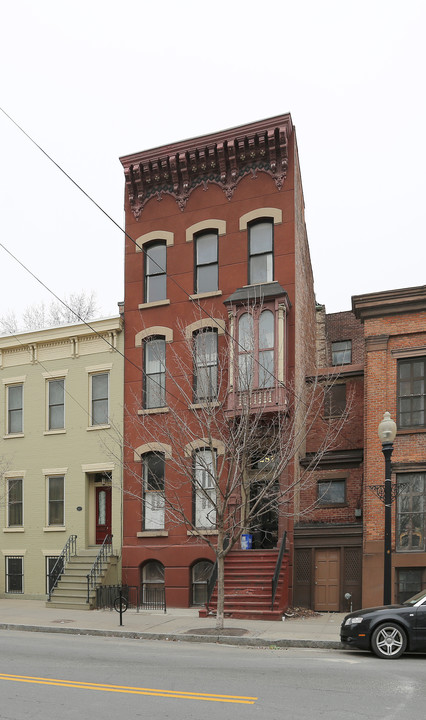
top-left (0, 599), bottom-right (346, 649)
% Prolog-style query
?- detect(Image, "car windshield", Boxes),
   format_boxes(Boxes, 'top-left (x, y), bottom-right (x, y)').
top-left (403, 589), bottom-right (426, 606)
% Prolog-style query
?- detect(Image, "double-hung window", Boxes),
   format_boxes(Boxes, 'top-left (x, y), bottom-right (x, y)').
top-left (238, 309), bottom-right (275, 391)
top-left (143, 453), bottom-right (165, 530)
top-left (48, 379), bottom-right (65, 430)
top-left (91, 373), bottom-right (109, 425)
top-left (194, 329), bottom-right (218, 402)
top-left (248, 220), bottom-right (273, 284)
top-left (331, 341), bottom-right (352, 365)
top-left (144, 337), bottom-right (166, 409)
top-left (7, 478), bottom-right (23, 527)
top-left (398, 357), bottom-right (425, 429)
top-left (318, 479), bottom-right (346, 505)
top-left (48, 476), bottom-right (65, 526)
top-left (195, 231), bottom-right (218, 293)
top-left (145, 241), bottom-right (167, 303)
top-left (194, 449), bottom-right (216, 529)
top-left (7, 384), bottom-right (23, 434)
top-left (397, 473), bottom-right (425, 551)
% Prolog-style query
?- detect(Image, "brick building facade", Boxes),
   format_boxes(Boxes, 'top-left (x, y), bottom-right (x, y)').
top-left (353, 285), bottom-right (426, 607)
top-left (119, 115), bottom-right (321, 615)
top-left (294, 308), bottom-right (365, 611)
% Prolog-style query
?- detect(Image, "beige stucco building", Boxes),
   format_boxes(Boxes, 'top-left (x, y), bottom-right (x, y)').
top-left (0, 317), bottom-right (123, 600)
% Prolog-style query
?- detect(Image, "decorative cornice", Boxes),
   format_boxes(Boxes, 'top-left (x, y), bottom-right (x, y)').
top-left (300, 449), bottom-right (364, 469)
top-left (120, 114), bottom-right (293, 219)
top-left (352, 285), bottom-right (426, 322)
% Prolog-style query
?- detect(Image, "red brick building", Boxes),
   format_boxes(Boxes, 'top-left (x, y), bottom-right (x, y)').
top-left (118, 114), bottom-right (323, 615)
top-left (353, 286), bottom-right (426, 607)
top-left (294, 308), bottom-right (365, 611)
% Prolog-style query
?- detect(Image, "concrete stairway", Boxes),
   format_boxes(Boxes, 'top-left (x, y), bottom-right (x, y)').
top-left (47, 548), bottom-right (113, 610)
top-left (199, 549), bottom-right (289, 621)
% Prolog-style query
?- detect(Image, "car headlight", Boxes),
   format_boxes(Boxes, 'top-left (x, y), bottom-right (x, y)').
top-left (345, 616), bottom-right (363, 626)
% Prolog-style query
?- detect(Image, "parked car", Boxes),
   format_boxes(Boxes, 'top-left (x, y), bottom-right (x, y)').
top-left (341, 589), bottom-right (426, 659)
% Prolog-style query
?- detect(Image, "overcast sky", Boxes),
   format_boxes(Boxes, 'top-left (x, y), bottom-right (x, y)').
top-left (0, 0), bottom-right (425, 326)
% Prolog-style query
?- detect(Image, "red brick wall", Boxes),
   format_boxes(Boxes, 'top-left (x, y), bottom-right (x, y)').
top-left (362, 308), bottom-right (426, 606)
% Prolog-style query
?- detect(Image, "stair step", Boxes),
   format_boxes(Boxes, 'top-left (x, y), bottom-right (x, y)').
top-left (47, 601), bottom-right (92, 610)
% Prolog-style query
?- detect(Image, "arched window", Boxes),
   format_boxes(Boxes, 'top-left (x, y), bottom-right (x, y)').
top-left (143, 336), bottom-right (166, 409)
top-left (142, 452), bottom-right (165, 530)
top-left (195, 231), bottom-right (218, 293)
top-left (237, 309), bottom-right (276, 391)
top-left (141, 561), bottom-right (165, 605)
top-left (194, 329), bottom-right (218, 402)
top-left (191, 560), bottom-right (214, 605)
top-left (194, 450), bottom-right (216, 529)
top-left (144, 241), bottom-right (166, 302)
top-left (248, 220), bottom-right (273, 284)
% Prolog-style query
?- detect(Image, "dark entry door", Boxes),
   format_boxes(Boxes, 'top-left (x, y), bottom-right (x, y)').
top-left (250, 483), bottom-right (278, 549)
top-left (96, 486), bottom-right (112, 544)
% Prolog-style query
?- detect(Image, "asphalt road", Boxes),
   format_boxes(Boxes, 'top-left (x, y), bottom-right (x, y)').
top-left (0, 630), bottom-right (425, 720)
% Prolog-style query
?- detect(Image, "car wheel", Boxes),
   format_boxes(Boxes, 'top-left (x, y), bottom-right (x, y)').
top-left (371, 622), bottom-right (407, 659)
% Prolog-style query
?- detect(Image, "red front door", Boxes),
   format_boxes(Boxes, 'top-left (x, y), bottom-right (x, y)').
top-left (96, 486), bottom-right (112, 544)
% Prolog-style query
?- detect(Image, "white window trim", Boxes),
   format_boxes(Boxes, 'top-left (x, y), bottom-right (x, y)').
top-left (45, 375), bottom-right (67, 432)
top-left (5, 476), bottom-right (24, 529)
top-left (44, 473), bottom-right (66, 529)
top-left (88, 370), bottom-right (110, 429)
top-left (135, 231), bottom-right (174, 252)
top-left (138, 298), bottom-right (171, 310)
top-left (4, 380), bottom-right (25, 437)
top-left (186, 220), bottom-right (226, 243)
top-left (239, 208), bottom-right (282, 230)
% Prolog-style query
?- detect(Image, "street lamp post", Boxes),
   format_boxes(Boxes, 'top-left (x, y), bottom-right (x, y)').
top-left (377, 411), bottom-right (397, 605)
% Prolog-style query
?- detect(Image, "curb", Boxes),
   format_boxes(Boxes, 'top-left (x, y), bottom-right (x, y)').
top-left (0, 622), bottom-right (343, 650)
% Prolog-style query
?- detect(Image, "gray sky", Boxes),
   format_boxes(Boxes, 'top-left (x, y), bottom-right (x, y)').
top-left (1, 0), bottom-right (425, 323)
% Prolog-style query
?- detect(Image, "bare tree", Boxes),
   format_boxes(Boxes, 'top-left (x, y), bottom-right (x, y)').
top-left (109, 314), bottom-right (351, 630)
top-left (0, 291), bottom-right (99, 334)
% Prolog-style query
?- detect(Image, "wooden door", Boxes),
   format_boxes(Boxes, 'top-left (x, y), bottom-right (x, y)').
top-left (96, 486), bottom-right (112, 544)
top-left (314, 548), bottom-right (340, 611)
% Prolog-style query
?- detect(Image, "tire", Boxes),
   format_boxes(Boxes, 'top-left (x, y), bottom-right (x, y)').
top-left (371, 622), bottom-right (407, 659)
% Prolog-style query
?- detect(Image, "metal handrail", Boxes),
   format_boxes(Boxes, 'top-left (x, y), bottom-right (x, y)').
top-left (86, 534), bottom-right (113, 602)
top-left (206, 536), bottom-right (229, 611)
top-left (47, 534), bottom-right (77, 601)
top-left (271, 531), bottom-right (287, 610)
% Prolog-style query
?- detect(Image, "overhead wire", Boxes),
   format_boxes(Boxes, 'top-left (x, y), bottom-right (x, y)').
top-left (0, 105), bottom-right (355, 434)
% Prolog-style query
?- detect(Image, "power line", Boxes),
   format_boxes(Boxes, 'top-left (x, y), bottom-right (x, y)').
top-left (0, 105), bottom-right (354, 431)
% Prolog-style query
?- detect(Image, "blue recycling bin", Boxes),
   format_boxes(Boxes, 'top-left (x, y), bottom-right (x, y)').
top-left (241, 534), bottom-right (252, 550)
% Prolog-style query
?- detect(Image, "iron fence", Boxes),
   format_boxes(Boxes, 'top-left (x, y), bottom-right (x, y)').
top-left (95, 584), bottom-right (166, 612)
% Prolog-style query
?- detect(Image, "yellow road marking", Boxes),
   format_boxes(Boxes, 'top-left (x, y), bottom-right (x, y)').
top-left (0, 673), bottom-right (257, 705)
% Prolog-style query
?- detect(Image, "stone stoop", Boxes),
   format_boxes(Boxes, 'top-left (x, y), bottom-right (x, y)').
top-left (199, 548), bottom-right (289, 621)
top-left (46, 548), bottom-right (115, 611)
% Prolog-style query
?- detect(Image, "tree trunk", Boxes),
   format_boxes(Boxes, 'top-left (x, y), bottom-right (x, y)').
top-left (215, 530), bottom-right (225, 631)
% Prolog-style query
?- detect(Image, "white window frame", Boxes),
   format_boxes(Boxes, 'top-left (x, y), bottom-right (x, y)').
top-left (47, 475), bottom-right (65, 527)
top-left (3, 377), bottom-right (26, 437)
top-left (194, 449), bottom-right (217, 529)
top-left (90, 372), bottom-right (110, 427)
top-left (143, 452), bottom-right (165, 530)
top-left (7, 477), bottom-right (23, 528)
top-left (44, 373), bottom-right (67, 433)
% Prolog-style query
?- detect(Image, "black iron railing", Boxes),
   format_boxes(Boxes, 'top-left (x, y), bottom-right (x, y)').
top-left (206, 536), bottom-right (229, 611)
top-left (86, 534), bottom-right (113, 602)
top-left (271, 531), bottom-right (287, 610)
top-left (140, 584), bottom-right (166, 611)
top-left (96, 584), bottom-right (166, 612)
top-left (47, 534), bottom-right (77, 601)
